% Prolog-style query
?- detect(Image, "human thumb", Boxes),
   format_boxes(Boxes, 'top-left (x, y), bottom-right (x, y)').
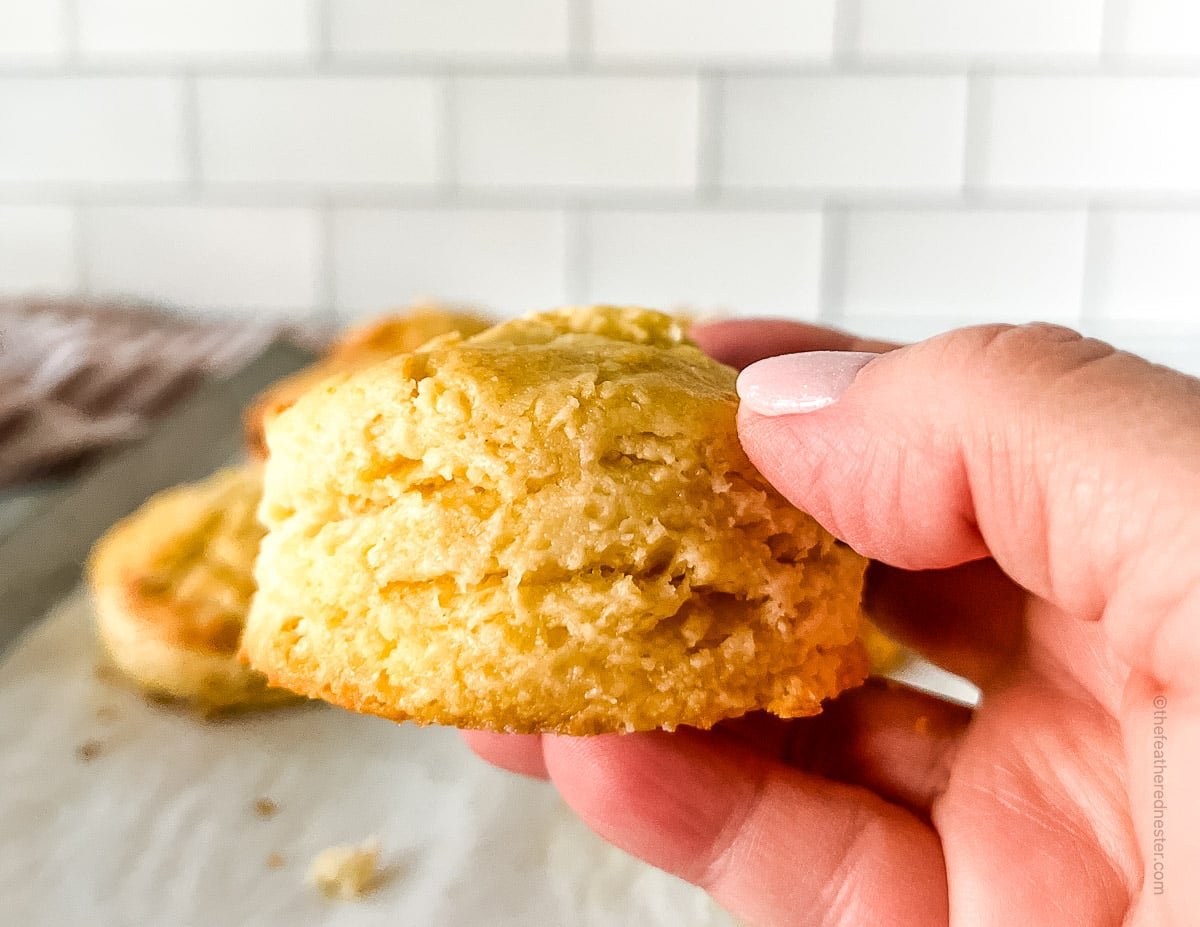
top-left (735, 323), bottom-right (1200, 684)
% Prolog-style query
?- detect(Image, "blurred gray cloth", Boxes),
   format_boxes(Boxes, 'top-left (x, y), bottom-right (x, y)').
top-left (0, 299), bottom-right (311, 487)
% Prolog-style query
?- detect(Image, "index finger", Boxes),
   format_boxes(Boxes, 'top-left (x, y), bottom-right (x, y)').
top-left (690, 319), bottom-right (899, 371)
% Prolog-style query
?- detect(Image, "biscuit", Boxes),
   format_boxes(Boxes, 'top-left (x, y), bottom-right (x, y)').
top-left (88, 466), bottom-right (298, 711)
top-left (308, 839), bottom-right (382, 900)
top-left (242, 306), bottom-right (868, 733)
top-left (243, 305), bottom-right (490, 459)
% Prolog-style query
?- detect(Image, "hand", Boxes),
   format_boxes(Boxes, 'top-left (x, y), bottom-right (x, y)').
top-left (463, 321), bottom-right (1198, 927)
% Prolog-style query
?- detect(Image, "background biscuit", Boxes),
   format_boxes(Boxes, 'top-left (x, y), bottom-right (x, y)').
top-left (89, 466), bottom-right (297, 711)
top-left (243, 305), bottom-right (490, 459)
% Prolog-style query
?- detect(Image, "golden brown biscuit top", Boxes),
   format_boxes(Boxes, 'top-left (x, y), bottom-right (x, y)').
top-left (88, 466), bottom-right (264, 654)
top-left (259, 306), bottom-right (808, 590)
top-left (463, 303), bottom-right (690, 349)
top-left (330, 304), bottom-right (491, 359)
top-left (243, 305), bottom-right (491, 459)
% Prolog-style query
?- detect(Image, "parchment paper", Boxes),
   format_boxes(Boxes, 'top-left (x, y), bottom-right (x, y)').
top-left (0, 593), bottom-right (735, 927)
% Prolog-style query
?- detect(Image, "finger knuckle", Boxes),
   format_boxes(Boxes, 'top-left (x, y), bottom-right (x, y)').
top-left (924, 323), bottom-right (1114, 386)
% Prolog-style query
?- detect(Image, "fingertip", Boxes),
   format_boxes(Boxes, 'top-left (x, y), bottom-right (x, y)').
top-left (459, 730), bottom-right (550, 779)
top-left (736, 351), bottom-right (880, 417)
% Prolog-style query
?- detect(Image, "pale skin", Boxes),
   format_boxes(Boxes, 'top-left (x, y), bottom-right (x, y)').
top-left (463, 321), bottom-right (1198, 927)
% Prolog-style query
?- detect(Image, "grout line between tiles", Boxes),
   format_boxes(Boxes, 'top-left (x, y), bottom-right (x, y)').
top-left (832, 0), bottom-right (862, 65)
top-left (817, 205), bottom-right (848, 324)
top-left (1078, 204), bottom-right (1108, 326)
top-left (61, 0), bottom-right (81, 65)
top-left (8, 59), bottom-right (1200, 79)
top-left (73, 203), bottom-right (90, 293)
top-left (563, 207), bottom-right (590, 303)
top-left (8, 186), bottom-right (1200, 211)
top-left (437, 74), bottom-right (459, 196)
top-left (568, 0), bottom-right (593, 70)
top-left (181, 72), bottom-right (202, 193)
top-left (961, 71), bottom-right (992, 197)
top-left (1100, 0), bottom-right (1126, 61)
top-left (318, 199), bottom-right (337, 321)
top-left (695, 71), bottom-right (722, 198)
top-left (314, 0), bottom-right (333, 69)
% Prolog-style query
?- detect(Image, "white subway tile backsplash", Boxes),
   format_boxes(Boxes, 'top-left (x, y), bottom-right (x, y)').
top-left (721, 77), bottom-right (967, 190)
top-left (584, 210), bottom-right (822, 317)
top-left (590, 0), bottom-right (836, 63)
top-left (0, 0), bottom-right (64, 64)
top-left (330, 0), bottom-right (568, 60)
top-left (983, 78), bottom-right (1200, 192)
top-left (0, 79), bottom-right (184, 186)
top-left (841, 210), bottom-right (1087, 322)
top-left (455, 77), bottom-right (699, 190)
top-left (0, 3), bottom-right (1198, 370)
top-left (78, 0), bottom-right (313, 62)
top-left (0, 206), bottom-right (76, 293)
top-left (1090, 211), bottom-right (1200, 320)
top-left (828, 315), bottom-right (958, 345)
top-left (1112, 1), bottom-right (1200, 58)
top-left (84, 207), bottom-right (320, 312)
top-left (857, 0), bottom-right (1104, 60)
top-left (332, 209), bottom-right (567, 316)
top-left (198, 78), bottom-right (439, 186)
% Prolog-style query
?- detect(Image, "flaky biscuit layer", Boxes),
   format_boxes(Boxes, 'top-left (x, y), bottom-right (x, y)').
top-left (244, 306), bottom-right (868, 733)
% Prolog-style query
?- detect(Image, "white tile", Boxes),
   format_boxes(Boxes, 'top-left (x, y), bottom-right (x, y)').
top-left (455, 77), bottom-right (699, 189)
top-left (841, 210), bottom-right (1087, 322)
top-left (0, 206), bottom-right (77, 294)
top-left (1118, 338), bottom-right (1200, 377)
top-left (983, 78), bottom-right (1200, 192)
top-left (585, 210), bottom-right (822, 317)
top-left (330, 0), bottom-right (568, 60)
top-left (858, 0), bottom-right (1104, 59)
top-left (78, 0), bottom-right (313, 62)
top-left (1112, 0), bottom-right (1200, 58)
top-left (1076, 323), bottom-right (1200, 376)
top-left (828, 315), bottom-right (961, 345)
top-left (721, 77), bottom-right (967, 190)
top-left (332, 209), bottom-right (566, 317)
top-left (0, 79), bottom-right (184, 186)
top-left (1091, 212), bottom-right (1200, 321)
top-left (84, 207), bottom-right (320, 313)
top-left (198, 78), bottom-right (439, 186)
top-left (0, 0), bottom-right (65, 63)
top-left (590, 0), bottom-right (835, 62)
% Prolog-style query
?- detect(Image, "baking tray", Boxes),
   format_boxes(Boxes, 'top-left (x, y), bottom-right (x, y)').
top-left (0, 340), bottom-right (315, 656)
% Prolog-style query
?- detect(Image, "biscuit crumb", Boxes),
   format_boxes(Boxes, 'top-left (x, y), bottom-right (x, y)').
top-left (76, 740), bottom-right (103, 762)
top-left (914, 715), bottom-right (930, 735)
top-left (266, 852), bottom-right (285, 870)
top-left (308, 838), bottom-right (382, 900)
top-left (253, 797), bottom-right (279, 818)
